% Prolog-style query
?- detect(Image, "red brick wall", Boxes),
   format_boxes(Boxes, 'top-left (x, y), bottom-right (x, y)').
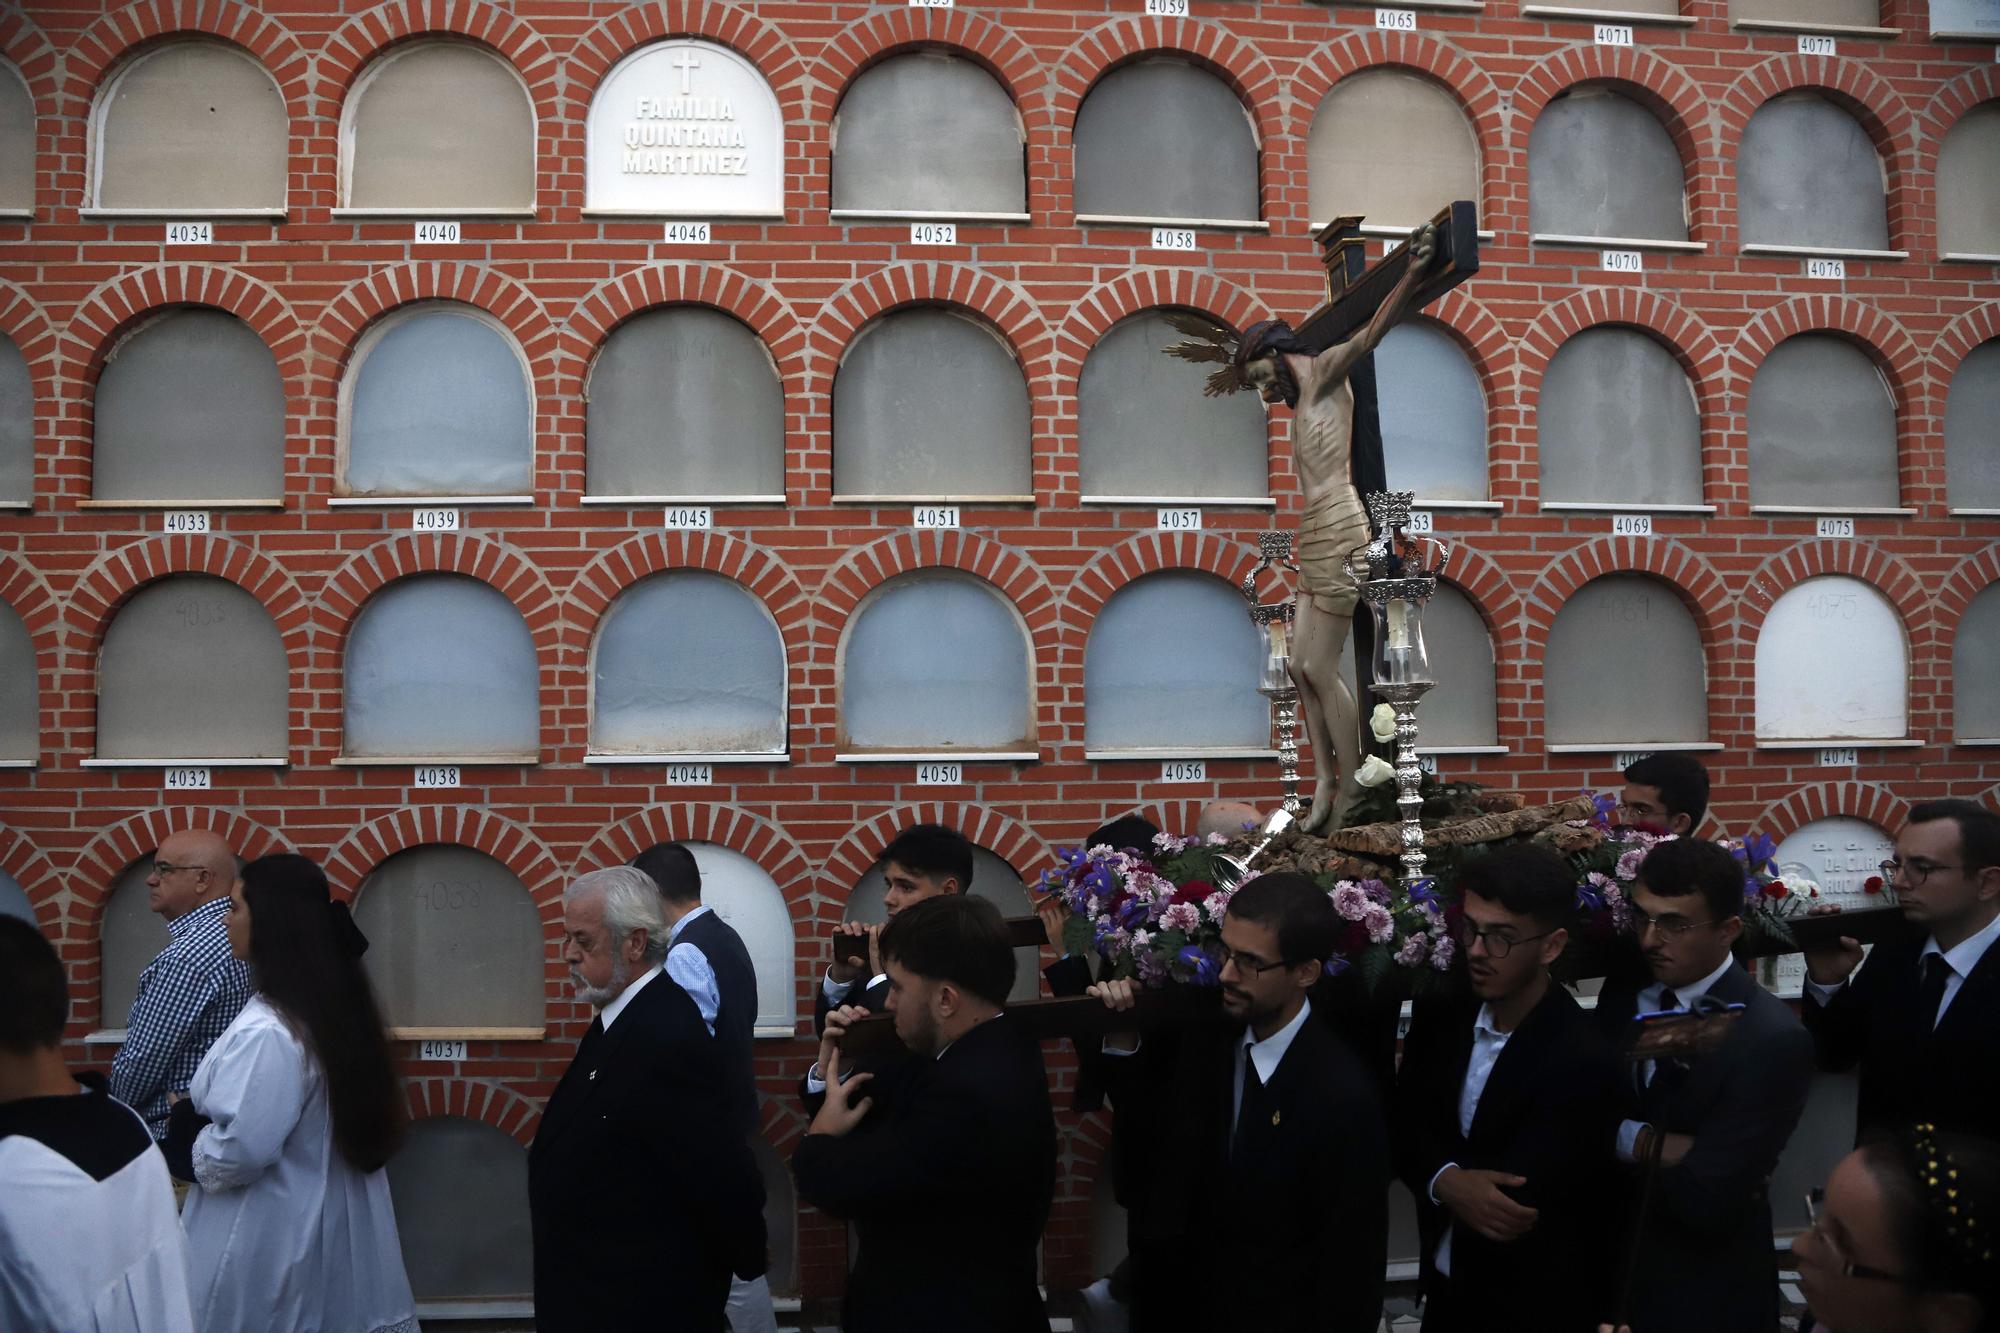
top-left (3, 0), bottom-right (1996, 1298)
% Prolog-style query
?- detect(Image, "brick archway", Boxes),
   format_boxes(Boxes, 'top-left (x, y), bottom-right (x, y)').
top-left (0, 824), bottom-right (63, 939)
top-left (817, 802), bottom-right (1057, 906)
top-left (1748, 782), bottom-right (1909, 845)
top-left (403, 1080), bottom-right (547, 1148)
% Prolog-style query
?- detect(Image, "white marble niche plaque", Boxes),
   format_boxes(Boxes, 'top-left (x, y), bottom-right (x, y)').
top-left (586, 41), bottom-right (784, 217)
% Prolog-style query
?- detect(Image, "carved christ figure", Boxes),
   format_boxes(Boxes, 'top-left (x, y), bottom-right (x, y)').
top-left (1168, 222), bottom-right (1437, 832)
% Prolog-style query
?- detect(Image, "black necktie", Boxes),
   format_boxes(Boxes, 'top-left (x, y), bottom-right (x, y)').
top-left (1233, 1047), bottom-right (1263, 1162)
top-left (1918, 954), bottom-right (1951, 1032)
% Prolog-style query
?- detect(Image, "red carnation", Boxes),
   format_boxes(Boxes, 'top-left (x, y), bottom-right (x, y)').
top-left (1173, 879), bottom-right (1215, 906)
top-left (1762, 880), bottom-right (1790, 900)
top-left (1863, 875), bottom-right (1885, 894)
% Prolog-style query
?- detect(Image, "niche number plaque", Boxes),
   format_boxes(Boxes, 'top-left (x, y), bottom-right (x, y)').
top-left (1594, 23), bottom-right (1634, 44)
top-left (1375, 8), bottom-right (1418, 27)
top-left (414, 766), bottom-right (462, 789)
top-left (664, 222), bottom-right (713, 244)
top-left (1151, 228), bottom-right (1199, 252)
top-left (1816, 516), bottom-right (1857, 539)
top-left (1403, 510), bottom-right (1435, 534)
top-left (164, 222), bottom-right (213, 246)
top-left (1160, 760), bottom-right (1208, 783)
top-left (1157, 508), bottom-right (1202, 531)
top-left (1805, 257), bottom-right (1846, 281)
top-left (163, 510), bottom-right (210, 534)
top-left (163, 767), bottom-right (211, 791)
top-left (916, 763), bottom-right (963, 785)
top-left (412, 508), bottom-right (460, 532)
top-left (1797, 34), bottom-right (1837, 54)
top-left (914, 506), bottom-right (960, 529)
top-left (416, 1040), bottom-right (468, 1061)
top-left (1601, 250), bottom-right (1643, 273)
top-left (413, 221), bottom-right (461, 244)
top-left (1612, 514), bottom-right (1654, 537)
top-left (1146, 0), bottom-right (1191, 12)
top-left (910, 223), bottom-right (958, 245)
top-left (664, 764), bottom-right (714, 786)
top-left (1417, 754), bottom-right (1440, 776)
top-left (1615, 751), bottom-right (1654, 771)
top-left (1818, 748), bottom-right (1860, 768)
top-left (664, 507), bottom-right (714, 531)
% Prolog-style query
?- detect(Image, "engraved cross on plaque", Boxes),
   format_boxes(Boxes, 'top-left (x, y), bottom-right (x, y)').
top-left (671, 49), bottom-right (702, 94)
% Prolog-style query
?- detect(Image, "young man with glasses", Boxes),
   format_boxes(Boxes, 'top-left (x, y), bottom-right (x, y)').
top-left (1395, 844), bottom-right (1619, 1332)
top-left (1592, 837), bottom-right (1813, 1333)
top-left (1615, 753), bottom-right (1710, 837)
top-left (1802, 798), bottom-right (2000, 1143)
top-left (108, 829), bottom-right (251, 1142)
top-left (1089, 872), bottom-right (1389, 1332)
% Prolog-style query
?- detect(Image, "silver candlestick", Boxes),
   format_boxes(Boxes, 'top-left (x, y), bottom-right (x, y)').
top-left (1346, 493), bottom-right (1453, 885)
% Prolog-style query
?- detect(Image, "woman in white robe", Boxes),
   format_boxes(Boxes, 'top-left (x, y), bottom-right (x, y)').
top-left (166, 853), bottom-right (418, 1333)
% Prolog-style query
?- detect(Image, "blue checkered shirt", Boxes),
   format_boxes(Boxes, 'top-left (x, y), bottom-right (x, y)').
top-left (108, 895), bottom-right (253, 1140)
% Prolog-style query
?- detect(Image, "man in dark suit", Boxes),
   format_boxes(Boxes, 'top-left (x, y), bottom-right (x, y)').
top-left (529, 867), bottom-right (765, 1333)
top-left (1802, 798), bottom-right (2000, 1143)
top-left (634, 841), bottom-right (775, 1333)
top-left (1397, 844), bottom-right (1619, 1333)
top-left (818, 823), bottom-right (972, 1032)
top-left (1092, 872), bottom-right (1390, 1333)
top-left (793, 894), bottom-right (1056, 1333)
top-left (1593, 838), bottom-right (1813, 1333)
top-left (1616, 753), bottom-right (1710, 836)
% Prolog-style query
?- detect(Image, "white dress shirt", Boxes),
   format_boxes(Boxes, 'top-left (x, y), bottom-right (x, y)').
top-left (666, 905), bottom-right (721, 1036)
top-left (1614, 953), bottom-right (1737, 1162)
top-left (596, 963), bottom-right (661, 1032)
top-left (1804, 909), bottom-right (2000, 1028)
top-left (1428, 1003), bottom-right (1515, 1277)
top-left (1232, 998), bottom-right (1313, 1135)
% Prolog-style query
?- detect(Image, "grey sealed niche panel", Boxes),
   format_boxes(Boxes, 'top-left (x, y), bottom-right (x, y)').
top-left (343, 575), bottom-right (540, 758)
top-left (353, 844), bottom-right (544, 1030)
top-left (1537, 327), bottom-right (1702, 506)
top-left (1084, 571), bottom-right (1268, 751)
top-left (1544, 575), bottom-right (1707, 745)
top-left (93, 309), bottom-right (284, 502)
top-left (1074, 59), bottom-right (1258, 221)
top-left (95, 42), bottom-right (286, 210)
top-left (385, 1115), bottom-right (533, 1301)
top-left (1377, 321), bottom-right (1488, 503)
top-left (1528, 88), bottom-right (1689, 242)
top-left (346, 43), bottom-right (535, 209)
top-left (97, 575), bottom-right (287, 760)
top-left (1309, 69), bottom-right (1480, 231)
top-left (591, 571), bottom-right (786, 754)
top-left (344, 306), bottom-right (533, 497)
top-left (831, 53), bottom-right (1026, 214)
top-left (1077, 310), bottom-right (1268, 498)
top-left (1946, 340), bottom-right (2000, 509)
top-left (839, 572), bottom-right (1032, 751)
top-left (1738, 93), bottom-right (1889, 252)
top-left (1747, 334), bottom-right (1898, 509)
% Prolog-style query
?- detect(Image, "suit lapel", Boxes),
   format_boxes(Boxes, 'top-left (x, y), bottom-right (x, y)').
top-left (1465, 990), bottom-right (1565, 1147)
top-left (1935, 937), bottom-right (2000, 1042)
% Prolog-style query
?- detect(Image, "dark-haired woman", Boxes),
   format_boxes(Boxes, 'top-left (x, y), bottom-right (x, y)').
top-left (165, 853), bottom-right (417, 1333)
top-left (1794, 1124), bottom-right (2000, 1333)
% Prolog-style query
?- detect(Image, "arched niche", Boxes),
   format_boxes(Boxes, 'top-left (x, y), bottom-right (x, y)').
top-left (1731, 0), bottom-right (1880, 29)
top-left (1747, 334), bottom-right (1898, 510)
top-left (1084, 571), bottom-right (1267, 753)
top-left (343, 41), bottom-right (534, 210)
top-left (343, 574), bottom-right (539, 760)
top-left (0, 866), bottom-right (33, 928)
top-left (1772, 816), bottom-right (1895, 907)
top-left (386, 1115), bottom-right (532, 1302)
top-left (1545, 575), bottom-right (1707, 746)
top-left (98, 576), bottom-right (286, 760)
top-left (0, 333), bottom-right (26, 503)
top-left (831, 53), bottom-right (1025, 216)
top-left (91, 41), bottom-right (286, 211)
top-left (837, 572), bottom-right (1033, 755)
top-left (0, 61), bottom-right (31, 212)
top-left (1308, 70), bottom-right (1479, 231)
top-left (100, 856), bottom-right (170, 1029)
top-left (1538, 327), bottom-right (1702, 507)
top-left (93, 308), bottom-right (284, 503)
top-left (585, 39), bottom-right (784, 217)
top-left (340, 302), bottom-right (533, 498)
top-left (1938, 103), bottom-right (2000, 257)
top-left (352, 844), bottom-right (544, 1033)
top-left (1419, 584), bottom-right (1498, 749)
top-left (1528, 87), bottom-right (1688, 242)
top-left (0, 598), bottom-right (33, 761)
top-left (1945, 340), bottom-right (2000, 510)
top-left (1755, 576), bottom-right (1906, 740)
top-left (832, 308), bottom-right (1031, 500)
top-left (655, 841), bottom-right (798, 1032)
top-left (1955, 584), bottom-right (2000, 741)
top-left (1074, 59), bottom-right (1258, 223)
top-left (1738, 93), bottom-right (1889, 252)
top-left (1377, 321), bottom-right (1487, 503)
top-left (848, 844), bottom-right (1037, 1001)
top-left (584, 308), bottom-right (783, 499)
top-left (1077, 309), bottom-right (1269, 501)
top-left (591, 573), bottom-right (786, 756)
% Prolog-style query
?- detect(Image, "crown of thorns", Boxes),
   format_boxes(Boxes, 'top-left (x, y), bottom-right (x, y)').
top-left (1160, 313), bottom-right (1253, 398)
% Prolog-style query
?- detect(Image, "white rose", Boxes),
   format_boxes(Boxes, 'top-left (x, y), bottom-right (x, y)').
top-left (1368, 704), bottom-right (1398, 743)
top-left (1355, 755), bottom-right (1396, 787)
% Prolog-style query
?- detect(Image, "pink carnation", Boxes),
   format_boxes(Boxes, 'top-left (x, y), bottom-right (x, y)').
top-left (1615, 848), bottom-right (1647, 883)
top-left (1395, 932), bottom-right (1430, 966)
top-left (1430, 936), bottom-right (1456, 970)
top-left (1204, 886), bottom-right (1237, 919)
top-left (1331, 882), bottom-right (1371, 922)
top-left (1160, 902), bottom-right (1200, 934)
top-left (1364, 903), bottom-right (1395, 944)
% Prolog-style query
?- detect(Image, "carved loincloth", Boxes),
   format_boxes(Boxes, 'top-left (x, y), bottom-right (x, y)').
top-left (1295, 488), bottom-right (1369, 616)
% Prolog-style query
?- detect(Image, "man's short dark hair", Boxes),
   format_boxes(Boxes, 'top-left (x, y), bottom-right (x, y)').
top-left (1635, 838), bottom-right (1743, 924)
top-left (1458, 843), bottom-right (1576, 930)
top-left (1087, 816), bottom-right (1161, 853)
top-left (1622, 753), bottom-right (1710, 829)
top-left (0, 917), bottom-right (67, 1053)
top-left (881, 823), bottom-right (975, 890)
top-left (879, 894), bottom-right (1015, 1008)
top-left (632, 842), bottom-right (702, 905)
top-left (1226, 872), bottom-right (1338, 966)
top-left (1908, 799), bottom-right (2000, 873)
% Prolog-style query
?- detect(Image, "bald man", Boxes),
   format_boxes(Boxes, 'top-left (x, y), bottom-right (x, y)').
top-left (109, 831), bottom-right (252, 1140)
top-left (1197, 800), bottom-right (1266, 842)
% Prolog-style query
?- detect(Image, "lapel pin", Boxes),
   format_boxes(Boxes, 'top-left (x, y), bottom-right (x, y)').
top-left (1271, 1110), bottom-right (1281, 1127)
top-left (588, 1069), bottom-right (597, 1081)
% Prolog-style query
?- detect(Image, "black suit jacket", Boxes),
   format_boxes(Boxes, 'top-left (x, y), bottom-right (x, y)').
top-left (1395, 985), bottom-right (1619, 1333)
top-left (1593, 962), bottom-right (1813, 1333)
top-left (792, 1013), bottom-right (1056, 1333)
top-left (814, 969), bottom-right (889, 1032)
top-left (1103, 1006), bottom-right (1389, 1333)
top-left (528, 973), bottom-right (766, 1333)
top-left (1802, 919), bottom-right (2000, 1144)
top-left (677, 907), bottom-right (761, 1136)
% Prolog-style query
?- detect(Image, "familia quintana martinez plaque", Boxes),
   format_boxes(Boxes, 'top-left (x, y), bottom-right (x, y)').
top-left (586, 40), bottom-right (784, 217)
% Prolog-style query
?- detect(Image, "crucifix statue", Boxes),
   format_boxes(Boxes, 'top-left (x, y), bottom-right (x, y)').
top-left (1167, 201), bottom-right (1481, 833)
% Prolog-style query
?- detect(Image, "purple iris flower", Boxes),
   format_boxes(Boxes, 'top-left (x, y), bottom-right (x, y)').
top-left (1408, 877), bottom-right (1440, 909)
top-left (1179, 945), bottom-right (1221, 986)
top-left (1322, 956), bottom-right (1350, 978)
top-left (1742, 832), bottom-right (1778, 875)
